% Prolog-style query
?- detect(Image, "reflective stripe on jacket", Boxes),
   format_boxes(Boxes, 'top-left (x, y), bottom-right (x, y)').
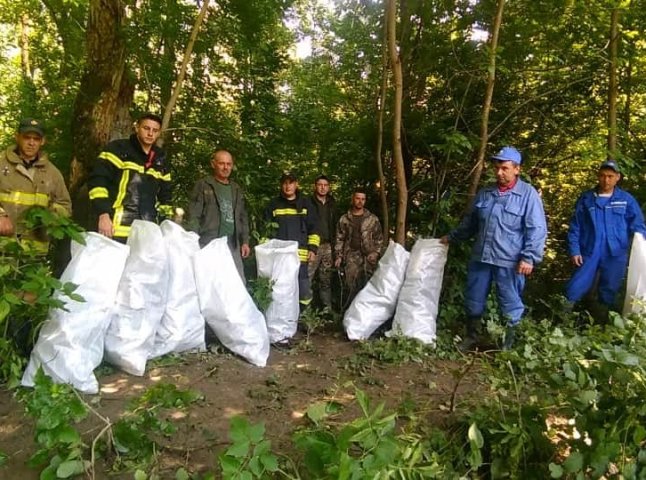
top-left (264, 193), bottom-right (320, 262)
top-left (0, 145), bottom-right (71, 250)
top-left (568, 187), bottom-right (646, 257)
top-left (88, 134), bottom-right (171, 239)
top-left (449, 178), bottom-right (547, 268)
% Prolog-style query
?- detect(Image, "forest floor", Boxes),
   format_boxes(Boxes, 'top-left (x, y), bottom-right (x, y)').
top-left (0, 329), bottom-right (477, 479)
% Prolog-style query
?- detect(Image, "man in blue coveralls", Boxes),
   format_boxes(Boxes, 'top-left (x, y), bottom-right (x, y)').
top-left (440, 146), bottom-right (547, 351)
top-left (565, 160), bottom-right (645, 320)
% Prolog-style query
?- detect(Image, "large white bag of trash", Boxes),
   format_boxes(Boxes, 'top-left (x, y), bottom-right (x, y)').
top-left (22, 233), bottom-right (130, 394)
top-left (104, 220), bottom-right (169, 376)
top-left (150, 220), bottom-right (205, 358)
top-left (344, 241), bottom-right (410, 340)
top-left (255, 239), bottom-right (300, 343)
top-left (389, 238), bottom-right (448, 345)
top-left (623, 232), bottom-right (646, 315)
top-left (194, 237), bottom-right (269, 367)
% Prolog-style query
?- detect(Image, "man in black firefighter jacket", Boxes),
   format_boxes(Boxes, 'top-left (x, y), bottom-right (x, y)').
top-left (88, 113), bottom-right (172, 242)
top-left (264, 172), bottom-right (320, 309)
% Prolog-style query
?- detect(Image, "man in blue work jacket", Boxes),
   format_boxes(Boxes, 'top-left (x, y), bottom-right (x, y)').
top-left (565, 160), bottom-right (645, 320)
top-left (441, 146), bottom-right (547, 351)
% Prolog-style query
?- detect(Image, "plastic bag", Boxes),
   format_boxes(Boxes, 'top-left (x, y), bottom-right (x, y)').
top-left (104, 220), bottom-right (169, 376)
top-left (22, 233), bottom-right (130, 394)
top-left (194, 237), bottom-right (269, 367)
top-left (255, 239), bottom-right (300, 343)
top-left (623, 232), bottom-right (646, 315)
top-left (389, 238), bottom-right (448, 345)
top-left (343, 241), bottom-right (410, 340)
top-left (150, 220), bottom-right (206, 358)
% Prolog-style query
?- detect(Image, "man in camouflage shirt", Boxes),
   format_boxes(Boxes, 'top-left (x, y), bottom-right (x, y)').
top-left (334, 188), bottom-right (383, 306)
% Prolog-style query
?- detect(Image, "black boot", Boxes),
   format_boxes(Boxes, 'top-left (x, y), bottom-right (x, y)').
top-left (458, 316), bottom-right (481, 352)
top-left (502, 325), bottom-right (517, 351)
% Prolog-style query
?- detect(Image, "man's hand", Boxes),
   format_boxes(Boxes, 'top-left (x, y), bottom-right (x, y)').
top-left (308, 251), bottom-right (316, 262)
top-left (367, 252), bottom-right (379, 265)
top-left (98, 213), bottom-right (114, 238)
top-left (334, 257), bottom-right (342, 269)
top-left (0, 215), bottom-right (14, 236)
top-left (571, 255), bottom-right (583, 267)
top-left (439, 235), bottom-right (449, 245)
top-left (516, 260), bottom-right (534, 276)
top-left (240, 243), bottom-right (250, 259)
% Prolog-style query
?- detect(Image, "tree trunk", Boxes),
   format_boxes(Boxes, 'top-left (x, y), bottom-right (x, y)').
top-left (19, 14), bottom-right (32, 81)
top-left (159, 0), bottom-right (211, 145)
top-left (68, 0), bottom-right (133, 228)
top-left (465, 0), bottom-right (505, 206)
top-left (386, 0), bottom-right (407, 245)
top-left (607, 7), bottom-right (619, 157)
top-left (375, 18), bottom-right (389, 239)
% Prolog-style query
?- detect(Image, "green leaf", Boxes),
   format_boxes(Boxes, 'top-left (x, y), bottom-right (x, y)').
top-left (578, 390), bottom-right (596, 404)
top-left (306, 401), bottom-right (329, 424)
top-left (260, 453), bottom-right (279, 472)
top-left (0, 450), bottom-right (7, 467)
top-left (39, 465), bottom-right (57, 480)
top-left (0, 300), bottom-right (10, 323)
top-left (563, 451), bottom-right (583, 473)
top-left (56, 459), bottom-right (85, 478)
top-left (549, 463), bottom-right (564, 478)
top-left (247, 422), bottom-right (265, 444)
top-left (134, 470), bottom-right (148, 480)
top-left (225, 440), bottom-right (250, 458)
top-left (468, 423), bottom-right (484, 449)
top-left (175, 467), bottom-right (190, 480)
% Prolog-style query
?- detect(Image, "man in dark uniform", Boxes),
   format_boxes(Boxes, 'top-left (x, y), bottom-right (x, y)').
top-left (88, 113), bottom-right (172, 242)
top-left (265, 172), bottom-right (320, 309)
top-left (307, 175), bottom-right (339, 309)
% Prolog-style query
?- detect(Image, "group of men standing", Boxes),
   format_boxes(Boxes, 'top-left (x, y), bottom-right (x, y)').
top-left (1, 114), bottom-right (644, 352)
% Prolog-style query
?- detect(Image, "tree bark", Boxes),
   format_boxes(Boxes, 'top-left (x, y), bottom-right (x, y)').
top-left (375, 18), bottom-right (389, 239)
top-left (19, 14), bottom-right (32, 81)
top-left (159, 0), bottom-right (211, 145)
top-left (607, 7), bottom-right (619, 157)
top-left (68, 0), bottom-right (133, 227)
top-left (465, 0), bottom-right (505, 206)
top-left (386, 0), bottom-right (407, 245)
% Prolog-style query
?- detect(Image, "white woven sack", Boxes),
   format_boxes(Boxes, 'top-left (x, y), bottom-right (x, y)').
top-left (104, 220), bottom-right (169, 376)
top-left (150, 220), bottom-right (205, 358)
top-left (194, 237), bottom-right (269, 367)
top-left (343, 241), bottom-right (410, 340)
top-left (389, 238), bottom-right (448, 345)
top-left (22, 233), bottom-right (130, 393)
top-left (255, 239), bottom-right (300, 343)
top-left (623, 232), bottom-right (646, 315)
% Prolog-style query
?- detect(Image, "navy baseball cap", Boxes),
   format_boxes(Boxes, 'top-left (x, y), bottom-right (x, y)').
top-left (18, 118), bottom-right (45, 137)
top-left (599, 160), bottom-right (620, 173)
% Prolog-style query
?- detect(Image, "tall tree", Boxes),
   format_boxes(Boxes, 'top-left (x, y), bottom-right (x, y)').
top-left (386, 0), bottom-right (407, 245)
top-left (607, 6), bottom-right (619, 157)
top-left (68, 0), bottom-right (133, 226)
top-left (466, 0), bottom-right (505, 204)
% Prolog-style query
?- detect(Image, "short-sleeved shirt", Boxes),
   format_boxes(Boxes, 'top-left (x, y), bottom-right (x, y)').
top-left (213, 180), bottom-right (235, 237)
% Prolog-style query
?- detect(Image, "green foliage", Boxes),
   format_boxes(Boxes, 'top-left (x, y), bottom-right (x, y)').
top-left (20, 367), bottom-right (89, 479)
top-left (111, 383), bottom-right (203, 472)
top-left (352, 336), bottom-right (436, 365)
top-left (0, 211), bottom-right (84, 387)
top-left (218, 416), bottom-right (280, 480)
top-left (294, 387), bottom-right (446, 478)
top-left (247, 276), bottom-right (276, 313)
top-left (299, 307), bottom-right (336, 345)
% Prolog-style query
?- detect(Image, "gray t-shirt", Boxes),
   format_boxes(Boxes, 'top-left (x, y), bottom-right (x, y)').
top-left (213, 180), bottom-right (235, 237)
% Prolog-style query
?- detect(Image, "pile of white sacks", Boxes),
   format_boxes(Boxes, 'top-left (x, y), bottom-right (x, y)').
top-left (21, 220), bottom-right (450, 394)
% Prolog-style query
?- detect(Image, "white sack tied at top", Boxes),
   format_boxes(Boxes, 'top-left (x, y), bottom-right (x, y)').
top-left (389, 238), bottom-right (448, 345)
top-left (150, 220), bottom-right (205, 358)
top-left (22, 233), bottom-right (130, 394)
top-left (255, 239), bottom-right (300, 343)
top-left (194, 237), bottom-right (269, 367)
top-left (104, 220), bottom-right (170, 376)
top-left (343, 241), bottom-right (410, 340)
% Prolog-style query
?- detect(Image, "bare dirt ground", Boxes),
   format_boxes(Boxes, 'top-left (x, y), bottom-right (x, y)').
top-left (0, 330), bottom-right (474, 479)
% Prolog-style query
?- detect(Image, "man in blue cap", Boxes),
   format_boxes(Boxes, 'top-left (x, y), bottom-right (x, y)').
top-left (441, 146), bottom-right (547, 350)
top-left (565, 160), bottom-right (646, 320)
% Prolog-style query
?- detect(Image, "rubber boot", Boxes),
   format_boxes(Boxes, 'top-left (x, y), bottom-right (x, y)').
top-left (458, 316), bottom-right (481, 352)
top-left (502, 325), bottom-right (517, 351)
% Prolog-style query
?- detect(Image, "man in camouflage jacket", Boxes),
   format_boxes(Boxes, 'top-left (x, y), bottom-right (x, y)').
top-left (334, 188), bottom-right (383, 306)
